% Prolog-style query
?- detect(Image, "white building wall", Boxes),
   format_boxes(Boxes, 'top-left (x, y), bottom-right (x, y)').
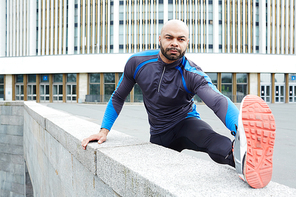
top-left (79, 73), bottom-right (88, 103)
top-left (5, 75), bottom-right (13, 101)
top-left (68, 0), bottom-right (75, 55)
top-left (0, 1), bottom-right (6, 57)
top-left (249, 73), bottom-right (258, 96)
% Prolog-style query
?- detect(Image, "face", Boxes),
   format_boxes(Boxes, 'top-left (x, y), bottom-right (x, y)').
top-left (159, 20), bottom-right (189, 64)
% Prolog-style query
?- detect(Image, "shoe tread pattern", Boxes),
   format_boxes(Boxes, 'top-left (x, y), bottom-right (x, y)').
top-left (242, 95), bottom-right (276, 189)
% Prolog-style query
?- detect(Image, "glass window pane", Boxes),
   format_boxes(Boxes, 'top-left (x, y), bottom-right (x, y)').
top-left (90, 84), bottom-right (100, 95)
top-left (280, 86), bottom-right (284, 96)
top-left (59, 85), bottom-right (63, 94)
top-left (27, 85), bottom-right (32, 94)
top-left (221, 73), bottom-right (232, 83)
top-left (260, 73), bottom-right (271, 83)
top-left (90, 73), bottom-right (100, 83)
top-left (53, 85), bottom-right (57, 94)
top-left (237, 73), bottom-right (247, 83)
top-left (54, 74), bottom-right (63, 82)
top-left (275, 74), bottom-right (285, 83)
top-left (21, 85), bottom-right (24, 94)
top-left (222, 84), bottom-right (232, 100)
top-left (289, 74), bottom-right (296, 82)
top-left (41, 75), bottom-right (49, 82)
top-left (67, 74), bottom-right (77, 83)
top-left (0, 75), bottom-right (4, 83)
top-left (105, 84), bottom-right (115, 95)
top-left (206, 73), bottom-right (217, 84)
top-left (67, 85), bottom-right (71, 94)
top-left (33, 85), bottom-right (36, 94)
top-left (16, 75), bottom-right (23, 83)
top-left (266, 86), bottom-right (270, 96)
top-left (104, 73), bottom-right (115, 83)
top-left (0, 85), bottom-right (4, 97)
top-left (28, 75), bottom-right (36, 83)
top-left (134, 84), bottom-right (143, 102)
top-left (46, 85), bottom-right (49, 94)
top-left (72, 85), bottom-right (77, 94)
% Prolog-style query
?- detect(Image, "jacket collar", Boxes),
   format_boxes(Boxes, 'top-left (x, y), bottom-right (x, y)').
top-left (157, 53), bottom-right (184, 69)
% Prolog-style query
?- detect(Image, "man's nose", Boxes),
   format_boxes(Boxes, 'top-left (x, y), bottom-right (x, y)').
top-left (170, 39), bottom-right (178, 47)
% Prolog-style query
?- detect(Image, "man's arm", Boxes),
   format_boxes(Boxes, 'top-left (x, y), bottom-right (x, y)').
top-left (81, 59), bottom-right (137, 149)
top-left (184, 60), bottom-right (239, 135)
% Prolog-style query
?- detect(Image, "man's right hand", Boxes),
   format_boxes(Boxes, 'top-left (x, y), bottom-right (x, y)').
top-left (81, 128), bottom-right (109, 150)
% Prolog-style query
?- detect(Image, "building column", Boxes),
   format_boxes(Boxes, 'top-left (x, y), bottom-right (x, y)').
top-left (27, 0), bottom-right (36, 56)
top-left (113, 0), bottom-right (119, 53)
top-left (5, 75), bottom-right (13, 101)
top-left (249, 73), bottom-right (258, 96)
top-left (259, 0), bottom-right (266, 54)
top-left (0, 1), bottom-right (6, 57)
top-left (212, 0), bottom-right (219, 53)
top-left (68, 0), bottom-right (74, 54)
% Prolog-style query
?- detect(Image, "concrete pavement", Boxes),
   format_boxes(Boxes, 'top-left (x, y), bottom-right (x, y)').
top-left (44, 102), bottom-right (296, 189)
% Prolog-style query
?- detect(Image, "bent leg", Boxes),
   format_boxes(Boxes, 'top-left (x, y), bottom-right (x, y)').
top-left (151, 118), bottom-right (235, 167)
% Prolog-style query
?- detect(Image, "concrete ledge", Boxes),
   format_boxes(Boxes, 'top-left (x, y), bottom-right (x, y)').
top-left (23, 102), bottom-right (296, 196)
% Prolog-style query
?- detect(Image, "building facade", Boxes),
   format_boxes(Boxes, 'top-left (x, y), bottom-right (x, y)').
top-left (0, 0), bottom-right (296, 104)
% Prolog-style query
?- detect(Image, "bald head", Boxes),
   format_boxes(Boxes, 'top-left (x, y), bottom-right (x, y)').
top-left (160, 20), bottom-right (189, 38)
top-left (158, 19), bottom-right (190, 64)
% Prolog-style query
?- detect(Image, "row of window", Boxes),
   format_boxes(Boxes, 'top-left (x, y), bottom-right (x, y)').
top-left (1, 73), bottom-right (295, 103)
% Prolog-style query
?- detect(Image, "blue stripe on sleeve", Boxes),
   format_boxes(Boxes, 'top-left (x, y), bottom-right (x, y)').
top-left (181, 57), bottom-right (239, 134)
top-left (175, 66), bottom-right (193, 94)
top-left (225, 98), bottom-right (239, 134)
top-left (101, 74), bottom-right (124, 130)
top-left (128, 49), bottom-right (160, 61)
top-left (133, 58), bottom-right (158, 79)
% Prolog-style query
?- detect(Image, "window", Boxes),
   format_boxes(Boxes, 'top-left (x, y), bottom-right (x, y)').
top-left (66, 74), bottom-right (77, 102)
top-left (53, 74), bottom-right (63, 102)
top-left (40, 75), bottom-right (49, 102)
top-left (0, 75), bottom-right (4, 100)
top-left (104, 73), bottom-right (115, 101)
top-left (221, 73), bottom-right (233, 101)
top-left (260, 73), bottom-right (271, 103)
top-left (236, 74), bottom-right (248, 102)
top-left (27, 75), bottom-right (36, 101)
top-left (134, 84), bottom-right (143, 102)
top-left (15, 75), bottom-right (24, 100)
top-left (89, 73), bottom-right (100, 95)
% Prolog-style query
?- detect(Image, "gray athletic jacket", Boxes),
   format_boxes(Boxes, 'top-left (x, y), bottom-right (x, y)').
top-left (101, 49), bottom-right (239, 135)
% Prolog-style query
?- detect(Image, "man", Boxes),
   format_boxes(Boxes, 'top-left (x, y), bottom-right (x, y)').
top-left (81, 20), bottom-right (276, 189)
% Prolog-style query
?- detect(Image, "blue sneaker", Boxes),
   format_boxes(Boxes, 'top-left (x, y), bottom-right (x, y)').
top-left (233, 95), bottom-right (276, 188)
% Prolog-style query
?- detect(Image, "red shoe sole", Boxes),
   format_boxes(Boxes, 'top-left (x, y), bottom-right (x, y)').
top-left (241, 95), bottom-right (276, 188)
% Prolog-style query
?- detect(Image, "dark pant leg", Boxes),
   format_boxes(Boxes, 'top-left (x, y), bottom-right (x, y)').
top-left (150, 118), bottom-right (235, 167)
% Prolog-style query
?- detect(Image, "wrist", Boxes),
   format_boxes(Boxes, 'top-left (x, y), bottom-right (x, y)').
top-left (100, 128), bottom-right (109, 135)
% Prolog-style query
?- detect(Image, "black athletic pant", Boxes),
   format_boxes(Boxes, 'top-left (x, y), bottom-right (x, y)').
top-left (150, 117), bottom-right (235, 167)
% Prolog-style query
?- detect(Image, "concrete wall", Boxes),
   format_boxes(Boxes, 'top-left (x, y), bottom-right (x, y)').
top-left (0, 102), bottom-right (26, 196)
top-left (1, 101), bottom-right (296, 196)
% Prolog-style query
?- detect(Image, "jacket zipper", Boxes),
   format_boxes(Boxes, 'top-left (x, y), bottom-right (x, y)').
top-left (158, 66), bottom-right (166, 92)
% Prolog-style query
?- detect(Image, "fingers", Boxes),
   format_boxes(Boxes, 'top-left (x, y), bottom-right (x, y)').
top-left (81, 134), bottom-right (107, 150)
top-left (81, 138), bottom-right (89, 150)
top-left (98, 136), bottom-right (106, 144)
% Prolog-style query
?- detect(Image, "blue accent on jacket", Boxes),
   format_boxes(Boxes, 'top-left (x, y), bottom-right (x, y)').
top-left (101, 49), bottom-right (239, 135)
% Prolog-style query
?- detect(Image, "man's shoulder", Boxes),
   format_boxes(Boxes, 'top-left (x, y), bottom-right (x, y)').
top-left (182, 56), bottom-right (203, 74)
top-left (128, 49), bottom-right (160, 61)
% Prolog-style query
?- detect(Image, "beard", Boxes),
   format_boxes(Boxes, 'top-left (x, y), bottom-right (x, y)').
top-left (160, 42), bottom-right (186, 61)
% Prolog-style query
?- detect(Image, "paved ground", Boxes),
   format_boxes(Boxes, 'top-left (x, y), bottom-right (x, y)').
top-left (44, 102), bottom-right (296, 189)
